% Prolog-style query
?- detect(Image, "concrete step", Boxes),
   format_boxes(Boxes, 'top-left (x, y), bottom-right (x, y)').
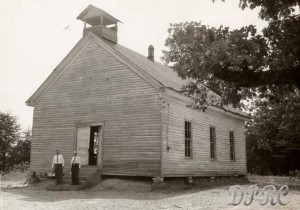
top-left (64, 167), bottom-right (101, 175)
top-left (65, 171), bottom-right (97, 176)
top-left (81, 166), bottom-right (101, 169)
top-left (64, 174), bottom-right (97, 179)
top-left (64, 176), bottom-right (88, 181)
top-left (79, 169), bottom-right (101, 173)
top-left (63, 179), bottom-right (87, 185)
top-left (62, 166), bottom-right (102, 186)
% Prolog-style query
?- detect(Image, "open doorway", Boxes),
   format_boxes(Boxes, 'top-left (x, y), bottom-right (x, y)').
top-left (77, 124), bottom-right (102, 167)
top-left (89, 126), bottom-right (100, 165)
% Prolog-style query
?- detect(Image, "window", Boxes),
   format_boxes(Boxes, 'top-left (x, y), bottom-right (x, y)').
top-left (185, 121), bottom-right (192, 158)
top-left (229, 131), bottom-right (235, 161)
top-left (210, 127), bottom-right (216, 159)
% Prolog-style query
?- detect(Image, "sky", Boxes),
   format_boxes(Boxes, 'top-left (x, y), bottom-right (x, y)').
top-left (0, 0), bottom-right (266, 129)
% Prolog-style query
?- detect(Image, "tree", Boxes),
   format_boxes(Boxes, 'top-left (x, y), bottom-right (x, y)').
top-left (162, 1), bottom-right (300, 174)
top-left (0, 112), bottom-right (20, 171)
top-left (163, 19), bottom-right (299, 109)
top-left (9, 127), bottom-right (31, 165)
top-left (246, 89), bottom-right (300, 174)
top-left (239, 0), bottom-right (300, 20)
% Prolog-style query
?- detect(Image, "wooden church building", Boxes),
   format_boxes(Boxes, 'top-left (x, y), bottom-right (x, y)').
top-left (26, 5), bottom-right (249, 178)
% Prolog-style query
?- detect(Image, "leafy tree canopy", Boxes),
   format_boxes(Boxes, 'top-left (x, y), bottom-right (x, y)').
top-left (163, 0), bottom-right (300, 174)
top-left (163, 1), bottom-right (300, 110)
top-left (246, 89), bottom-right (300, 174)
top-left (0, 111), bottom-right (20, 171)
top-left (239, 0), bottom-right (300, 20)
top-left (9, 128), bottom-right (31, 165)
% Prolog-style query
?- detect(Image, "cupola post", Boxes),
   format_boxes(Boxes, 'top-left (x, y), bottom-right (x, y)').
top-left (77, 5), bottom-right (122, 44)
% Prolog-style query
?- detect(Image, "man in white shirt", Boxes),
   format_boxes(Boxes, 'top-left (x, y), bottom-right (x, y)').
top-left (52, 149), bottom-right (64, 185)
top-left (70, 151), bottom-right (81, 185)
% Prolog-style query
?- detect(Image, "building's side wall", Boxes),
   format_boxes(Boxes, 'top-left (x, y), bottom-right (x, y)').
top-left (161, 93), bottom-right (247, 177)
top-left (30, 38), bottom-right (162, 177)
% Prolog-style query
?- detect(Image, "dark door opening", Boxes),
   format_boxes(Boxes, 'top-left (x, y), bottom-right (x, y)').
top-left (89, 126), bottom-right (100, 165)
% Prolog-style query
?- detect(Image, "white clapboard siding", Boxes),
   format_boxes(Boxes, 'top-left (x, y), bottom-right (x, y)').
top-left (161, 94), bottom-right (247, 177)
top-left (30, 39), bottom-right (162, 177)
top-left (30, 35), bottom-right (248, 178)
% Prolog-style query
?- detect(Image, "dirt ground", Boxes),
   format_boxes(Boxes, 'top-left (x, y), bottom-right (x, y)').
top-left (1, 173), bottom-right (300, 210)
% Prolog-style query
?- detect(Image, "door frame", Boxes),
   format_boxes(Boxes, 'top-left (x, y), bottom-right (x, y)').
top-left (74, 121), bottom-right (104, 168)
top-left (97, 125), bottom-right (103, 168)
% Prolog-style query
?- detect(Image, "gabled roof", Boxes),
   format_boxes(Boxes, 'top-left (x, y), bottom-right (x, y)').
top-left (103, 40), bottom-right (248, 118)
top-left (26, 33), bottom-right (93, 107)
top-left (104, 41), bottom-right (194, 92)
top-left (26, 32), bottom-right (249, 119)
top-left (26, 32), bottom-right (163, 106)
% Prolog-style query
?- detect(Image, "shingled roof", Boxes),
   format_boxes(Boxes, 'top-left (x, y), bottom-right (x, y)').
top-left (102, 39), bottom-right (248, 118)
top-left (104, 40), bottom-right (194, 92)
top-left (26, 32), bottom-right (248, 118)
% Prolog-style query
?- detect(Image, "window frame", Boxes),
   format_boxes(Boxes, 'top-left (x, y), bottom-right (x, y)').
top-left (229, 131), bottom-right (235, 161)
top-left (184, 120), bottom-right (193, 158)
top-left (210, 126), bottom-right (216, 160)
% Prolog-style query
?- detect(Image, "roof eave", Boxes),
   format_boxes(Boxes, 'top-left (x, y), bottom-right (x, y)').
top-left (25, 32), bottom-right (94, 107)
top-left (26, 100), bottom-right (34, 107)
top-left (163, 87), bottom-right (250, 120)
top-left (76, 4), bottom-right (122, 24)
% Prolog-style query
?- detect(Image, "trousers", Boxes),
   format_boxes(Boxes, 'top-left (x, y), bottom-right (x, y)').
top-left (54, 164), bottom-right (63, 184)
top-left (71, 163), bottom-right (79, 185)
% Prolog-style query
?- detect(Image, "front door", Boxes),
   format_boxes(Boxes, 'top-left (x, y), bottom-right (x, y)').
top-left (76, 127), bottom-right (90, 165)
top-left (76, 125), bottom-right (102, 166)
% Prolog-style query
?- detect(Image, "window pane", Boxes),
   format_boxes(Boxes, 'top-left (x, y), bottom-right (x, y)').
top-left (210, 127), bottom-right (216, 159)
top-left (184, 121), bottom-right (192, 157)
top-left (229, 131), bottom-right (235, 161)
top-left (210, 149), bottom-right (214, 159)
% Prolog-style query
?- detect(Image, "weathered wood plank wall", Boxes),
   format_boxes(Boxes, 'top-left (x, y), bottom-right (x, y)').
top-left (161, 93), bottom-right (247, 177)
top-left (30, 39), bottom-right (162, 177)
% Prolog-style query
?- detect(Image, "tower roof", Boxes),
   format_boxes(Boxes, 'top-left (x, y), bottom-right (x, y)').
top-left (77, 4), bottom-right (122, 26)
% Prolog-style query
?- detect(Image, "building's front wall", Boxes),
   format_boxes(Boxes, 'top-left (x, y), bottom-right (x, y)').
top-left (161, 93), bottom-right (247, 177)
top-left (30, 39), bottom-right (162, 177)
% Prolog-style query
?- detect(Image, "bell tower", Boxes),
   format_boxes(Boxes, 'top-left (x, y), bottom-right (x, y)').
top-left (77, 5), bottom-right (121, 43)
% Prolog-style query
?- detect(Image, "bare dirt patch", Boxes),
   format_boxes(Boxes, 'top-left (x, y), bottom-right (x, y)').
top-left (1, 175), bottom-right (300, 209)
top-left (1, 171), bottom-right (28, 189)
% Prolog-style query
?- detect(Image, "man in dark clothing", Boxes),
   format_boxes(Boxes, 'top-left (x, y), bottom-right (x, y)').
top-left (70, 151), bottom-right (81, 185)
top-left (52, 150), bottom-right (64, 185)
